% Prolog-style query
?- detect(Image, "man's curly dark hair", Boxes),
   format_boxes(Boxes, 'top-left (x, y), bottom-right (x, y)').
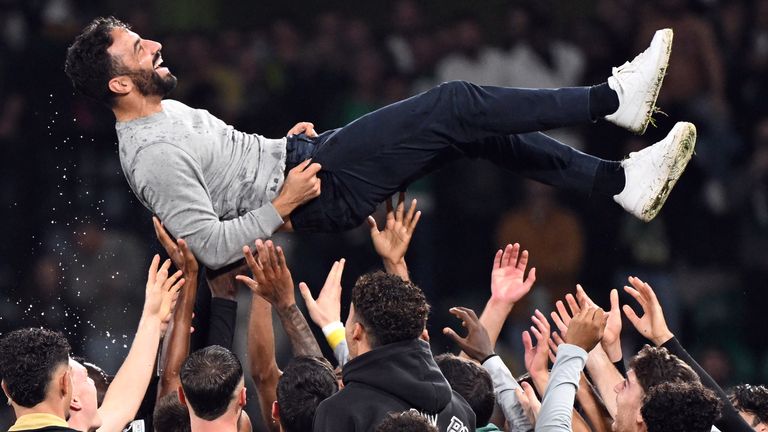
top-left (629, 345), bottom-right (699, 392)
top-left (351, 271), bottom-right (430, 347)
top-left (64, 16), bottom-right (129, 106)
top-left (277, 356), bottom-right (338, 432)
top-left (0, 328), bottom-right (71, 407)
top-left (435, 353), bottom-right (495, 427)
top-left (641, 382), bottom-right (721, 432)
top-left (375, 410), bottom-right (438, 432)
top-left (729, 384), bottom-right (768, 426)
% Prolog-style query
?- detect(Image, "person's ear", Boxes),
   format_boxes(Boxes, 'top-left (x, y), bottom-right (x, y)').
top-left (108, 76), bottom-right (133, 97)
top-left (271, 401), bottom-right (280, 422)
top-left (70, 395), bottom-right (82, 411)
top-left (635, 407), bottom-right (645, 427)
top-left (60, 369), bottom-right (71, 399)
top-left (2, 381), bottom-right (12, 405)
top-left (420, 328), bottom-right (430, 342)
top-left (238, 387), bottom-right (246, 407)
top-left (352, 322), bottom-right (364, 341)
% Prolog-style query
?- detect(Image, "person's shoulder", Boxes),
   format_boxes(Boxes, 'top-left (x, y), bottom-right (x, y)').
top-left (9, 427), bottom-right (81, 432)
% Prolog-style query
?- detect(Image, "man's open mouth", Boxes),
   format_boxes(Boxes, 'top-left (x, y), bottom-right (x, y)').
top-left (153, 54), bottom-right (163, 69)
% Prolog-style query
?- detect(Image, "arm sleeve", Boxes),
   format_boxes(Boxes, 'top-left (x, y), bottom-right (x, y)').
top-left (322, 322), bottom-right (349, 367)
top-left (661, 337), bottom-right (752, 432)
top-left (536, 344), bottom-right (588, 432)
top-left (207, 298), bottom-right (237, 350)
top-left (481, 355), bottom-right (534, 432)
top-left (133, 144), bottom-right (284, 270)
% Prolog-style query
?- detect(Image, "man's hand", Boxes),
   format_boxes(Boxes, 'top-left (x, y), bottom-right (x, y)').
top-left (565, 307), bottom-right (608, 353)
top-left (574, 285), bottom-right (623, 362)
top-left (522, 310), bottom-right (551, 384)
top-left (286, 122), bottom-right (318, 137)
top-left (442, 307), bottom-right (494, 362)
top-left (299, 259), bottom-right (345, 328)
top-left (516, 381), bottom-right (541, 425)
top-left (153, 217), bottom-right (199, 279)
top-left (143, 255), bottom-right (184, 322)
top-left (550, 291), bottom-right (582, 338)
top-left (621, 276), bottom-right (674, 346)
top-left (367, 192), bottom-right (421, 277)
top-left (491, 243), bottom-right (536, 306)
top-left (236, 240), bottom-right (295, 309)
top-left (272, 159), bottom-right (322, 218)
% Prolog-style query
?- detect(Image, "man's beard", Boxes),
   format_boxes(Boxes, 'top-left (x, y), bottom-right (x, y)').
top-left (129, 68), bottom-right (177, 97)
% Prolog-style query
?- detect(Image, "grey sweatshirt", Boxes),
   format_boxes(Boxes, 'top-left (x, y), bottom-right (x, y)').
top-left (535, 344), bottom-right (588, 432)
top-left (481, 355), bottom-right (534, 432)
top-left (116, 100), bottom-right (287, 269)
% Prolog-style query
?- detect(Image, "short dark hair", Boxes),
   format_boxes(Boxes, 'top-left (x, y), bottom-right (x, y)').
top-left (629, 345), bottom-right (700, 393)
top-left (0, 328), bottom-right (71, 407)
top-left (153, 393), bottom-right (191, 432)
top-left (434, 354), bottom-right (495, 426)
top-left (180, 345), bottom-right (243, 421)
top-left (375, 410), bottom-right (439, 432)
top-left (276, 356), bottom-right (338, 432)
top-left (64, 16), bottom-right (129, 106)
top-left (729, 384), bottom-right (768, 426)
top-left (351, 272), bottom-right (430, 347)
top-left (641, 382), bottom-right (721, 432)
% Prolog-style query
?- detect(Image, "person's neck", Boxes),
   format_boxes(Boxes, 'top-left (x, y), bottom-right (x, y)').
top-left (13, 400), bottom-right (68, 424)
top-left (113, 95), bottom-right (164, 122)
top-left (66, 410), bottom-right (90, 431)
top-left (190, 411), bottom-right (240, 432)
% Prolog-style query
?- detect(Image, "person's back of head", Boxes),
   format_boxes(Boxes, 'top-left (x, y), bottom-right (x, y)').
top-left (180, 345), bottom-right (245, 422)
top-left (641, 382), bottom-right (721, 432)
top-left (76, 358), bottom-right (112, 406)
top-left (154, 393), bottom-right (191, 432)
top-left (375, 410), bottom-right (439, 432)
top-left (0, 328), bottom-right (71, 411)
top-left (729, 384), bottom-right (768, 430)
top-left (629, 345), bottom-right (700, 392)
top-left (434, 353), bottom-right (495, 427)
top-left (349, 271), bottom-right (430, 349)
top-left (275, 356), bottom-right (338, 432)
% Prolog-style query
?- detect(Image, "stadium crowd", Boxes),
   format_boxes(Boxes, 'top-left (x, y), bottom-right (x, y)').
top-left (1, 0), bottom-right (768, 430)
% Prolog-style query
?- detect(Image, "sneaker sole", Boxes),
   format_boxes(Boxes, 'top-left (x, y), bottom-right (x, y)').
top-left (640, 122), bottom-right (696, 221)
top-left (633, 29), bottom-right (673, 135)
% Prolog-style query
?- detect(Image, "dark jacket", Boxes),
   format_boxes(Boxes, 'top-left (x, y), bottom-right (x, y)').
top-left (313, 338), bottom-right (476, 432)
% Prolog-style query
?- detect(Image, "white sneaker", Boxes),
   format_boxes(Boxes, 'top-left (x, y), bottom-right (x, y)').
top-left (614, 122), bottom-right (696, 222)
top-left (605, 29), bottom-right (673, 134)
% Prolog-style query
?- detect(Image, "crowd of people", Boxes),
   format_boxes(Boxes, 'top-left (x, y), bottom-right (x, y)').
top-left (1, 0), bottom-right (768, 430)
top-left (2, 195), bottom-right (768, 432)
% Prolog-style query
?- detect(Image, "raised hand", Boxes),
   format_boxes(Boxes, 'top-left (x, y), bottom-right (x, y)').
top-left (574, 285), bottom-right (623, 361)
top-left (237, 239), bottom-right (295, 309)
top-left (565, 307), bottom-right (608, 353)
top-left (621, 276), bottom-right (674, 346)
top-left (522, 309), bottom-right (551, 389)
top-left (490, 243), bottom-right (536, 306)
top-left (367, 192), bottom-right (421, 275)
top-left (143, 255), bottom-right (184, 321)
top-left (153, 216), bottom-right (199, 279)
top-left (550, 292), bottom-right (581, 338)
top-left (299, 259), bottom-right (345, 328)
top-left (442, 306), bottom-right (494, 362)
top-left (516, 381), bottom-right (541, 425)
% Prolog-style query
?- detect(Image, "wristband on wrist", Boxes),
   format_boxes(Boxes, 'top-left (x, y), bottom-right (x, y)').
top-left (480, 353), bottom-right (498, 365)
top-left (322, 321), bottom-right (345, 349)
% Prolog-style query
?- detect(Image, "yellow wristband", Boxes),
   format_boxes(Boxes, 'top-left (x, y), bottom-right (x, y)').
top-left (325, 328), bottom-right (346, 349)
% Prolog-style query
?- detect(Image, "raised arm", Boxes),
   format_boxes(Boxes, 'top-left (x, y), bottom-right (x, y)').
top-left (622, 276), bottom-right (753, 432)
top-left (248, 292), bottom-right (281, 432)
top-left (97, 256), bottom-right (184, 432)
top-left (443, 306), bottom-right (534, 432)
top-left (367, 192), bottom-right (421, 281)
top-left (522, 309), bottom-right (551, 395)
top-left (481, 243), bottom-right (536, 348)
top-left (237, 240), bottom-right (322, 357)
top-left (134, 145), bottom-right (320, 269)
top-left (153, 218), bottom-right (199, 400)
top-left (299, 259), bottom-right (349, 366)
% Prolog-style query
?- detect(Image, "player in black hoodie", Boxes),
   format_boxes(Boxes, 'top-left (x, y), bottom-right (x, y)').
top-left (312, 272), bottom-right (476, 432)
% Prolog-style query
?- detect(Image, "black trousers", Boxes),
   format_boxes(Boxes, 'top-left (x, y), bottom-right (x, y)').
top-left (287, 80), bottom-right (606, 232)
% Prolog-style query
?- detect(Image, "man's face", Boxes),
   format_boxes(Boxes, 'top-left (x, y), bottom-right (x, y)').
top-left (69, 359), bottom-right (101, 430)
top-left (107, 27), bottom-right (177, 98)
top-left (613, 370), bottom-right (645, 432)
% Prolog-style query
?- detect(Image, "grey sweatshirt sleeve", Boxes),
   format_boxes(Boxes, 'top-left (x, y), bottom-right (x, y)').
top-left (535, 344), bottom-right (588, 432)
top-left (333, 339), bottom-right (350, 367)
top-left (133, 144), bottom-right (284, 269)
top-left (482, 355), bottom-right (534, 432)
